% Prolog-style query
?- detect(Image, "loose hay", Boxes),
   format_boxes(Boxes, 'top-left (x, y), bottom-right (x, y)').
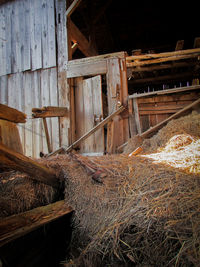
top-left (45, 149), bottom-right (200, 267)
top-left (124, 111), bottom-right (200, 154)
top-left (0, 171), bottom-right (57, 218)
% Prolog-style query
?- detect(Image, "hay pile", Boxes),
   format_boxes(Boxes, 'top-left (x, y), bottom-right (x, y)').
top-left (124, 111), bottom-right (200, 154)
top-left (45, 147), bottom-right (200, 266)
top-left (0, 170), bottom-right (57, 218)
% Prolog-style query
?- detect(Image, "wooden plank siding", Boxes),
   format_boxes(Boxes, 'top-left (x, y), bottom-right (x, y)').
top-left (0, 0), bottom-right (56, 76)
top-left (129, 90), bottom-right (200, 134)
top-left (0, 68), bottom-right (60, 158)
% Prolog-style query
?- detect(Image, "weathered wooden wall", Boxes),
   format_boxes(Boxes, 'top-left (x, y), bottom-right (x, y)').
top-left (0, 68), bottom-right (60, 157)
top-left (0, 0), bottom-right (56, 76)
top-left (129, 89), bottom-right (200, 136)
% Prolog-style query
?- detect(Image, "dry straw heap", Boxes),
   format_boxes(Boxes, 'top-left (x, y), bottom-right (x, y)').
top-left (0, 111), bottom-right (199, 266)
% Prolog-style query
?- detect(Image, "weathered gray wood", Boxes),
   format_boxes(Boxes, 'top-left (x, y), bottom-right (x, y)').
top-left (5, 3), bottom-right (12, 74)
top-left (0, 75), bottom-right (8, 104)
top-left (133, 98), bottom-right (141, 135)
top-left (23, 0), bottom-right (31, 71)
top-left (55, 0), bottom-right (70, 147)
top-left (30, 0), bottom-right (42, 70)
top-left (0, 5), bottom-right (6, 76)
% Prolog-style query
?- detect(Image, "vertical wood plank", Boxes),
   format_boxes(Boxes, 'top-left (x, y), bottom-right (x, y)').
top-left (75, 77), bottom-right (85, 152)
top-left (24, 71), bottom-right (33, 157)
top-left (0, 5), bottom-right (6, 76)
top-left (5, 3), bottom-right (12, 74)
top-left (55, 0), bottom-right (70, 147)
top-left (83, 78), bottom-right (95, 153)
top-left (30, 0), bottom-right (42, 70)
top-left (41, 0), bottom-right (49, 68)
top-left (32, 70), bottom-right (42, 158)
top-left (133, 98), bottom-right (141, 134)
top-left (46, 0), bottom-right (56, 68)
top-left (41, 69), bottom-right (51, 154)
top-left (0, 76), bottom-right (8, 105)
top-left (23, 0), bottom-right (31, 71)
top-left (92, 75), bottom-right (104, 153)
top-left (49, 67), bottom-right (59, 151)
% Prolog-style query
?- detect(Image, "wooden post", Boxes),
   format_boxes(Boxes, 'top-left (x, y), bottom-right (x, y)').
top-left (0, 103), bottom-right (26, 123)
top-left (0, 200), bottom-right (73, 247)
top-left (0, 143), bottom-right (60, 188)
top-left (42, 118), bottom-right (52, 153)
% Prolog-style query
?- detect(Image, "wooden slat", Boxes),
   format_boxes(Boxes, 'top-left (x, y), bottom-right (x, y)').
top-left (92, 75), bottom-right (104, 153)
top-left (0, 76), bottom-right (8, 104)
top-left (30, 0), bottom-right (42, 70)
top-left (65, 0), bottom-right (82, 17)
top-left (55, 0), bottom-right (70, 148)
top-left (32, 106), bottom-right (69, 118)
top-left (129, 85), bottom-right (200, 99)
top-left (0, 200), bottom-right (73, 248)
top-left (126, 48), bottom-right (200, 61)
top-left (49, 68), bottom-right (60, 151)
top-left (0, 143), bottom-right (60, 188)
top-left (23, 0), bottom-right (31, 71)
top-left (133, 98), bottom-right (141, 135)
top-left (0, 104), bottom-right (26, 123)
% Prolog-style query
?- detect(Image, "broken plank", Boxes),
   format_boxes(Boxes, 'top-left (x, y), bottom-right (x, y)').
top-left (32, 106), bottom-right (69, 118)
top-left (133, 98), bottom-right (141, 135)
top-left (0, 103), bottom-right (26, 123)
top-left (48, 105), bottom-right (126, 157)
top-left (0, 143), bottom-right (60, 188)
top-left (0, 200), bottom-right (73, 248)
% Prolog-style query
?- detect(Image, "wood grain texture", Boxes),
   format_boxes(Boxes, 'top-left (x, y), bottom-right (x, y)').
top-left (0, 200), bottom-right (73, 247)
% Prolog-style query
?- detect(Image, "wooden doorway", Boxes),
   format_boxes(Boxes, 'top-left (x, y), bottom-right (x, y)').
top-left (75, 75), bottom-right (104, 155)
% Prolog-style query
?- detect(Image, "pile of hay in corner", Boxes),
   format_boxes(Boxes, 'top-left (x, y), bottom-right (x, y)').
top-left (124, 111), bottom-right (200, 154)
top-left (0, 170), bottom-right (57, 218)
top-left (46, 142), bottom-right (200, 267)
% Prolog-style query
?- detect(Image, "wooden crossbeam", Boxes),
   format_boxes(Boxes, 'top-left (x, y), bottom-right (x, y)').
top-left (0, 200), bottom-right (73, 248)
top-left (32, 106), bottom-right (69, 118)
top-left (0, 104), bottom-right (26, 123)
top-left (70, 20), bottom-right (98, 57)
top-left (65, 0), bottom-right (82, 17)
top-left (0, 143), bottom-right (60, 188)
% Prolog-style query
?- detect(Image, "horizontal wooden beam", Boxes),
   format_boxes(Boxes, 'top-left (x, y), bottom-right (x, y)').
top-left (0, 200), bottom-right (73, 248)
top-left (70, 20), bottom-right (98, 57)
top-left (65, 0), bottom-right (82, 17)
top-left (0, 143), bottom-right (60, 188)
top-left (0, 104), bottom-right (26, 123)
top-left (126, 54), bottom-right (200, 67)
top-left (66, 51), bottom-right (126, 78)
top-left (126, 48), bottom-right (200, 61)
top-left (48, 105), bottom-right (126, 157)
top-left (129, 85), bottom-right (200, 99)
top-left (32, 106), bottom-right (69, 118)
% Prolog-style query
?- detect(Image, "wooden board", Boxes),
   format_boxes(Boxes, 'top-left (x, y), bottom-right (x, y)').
top-left (0, 200), bottom-right (73, 247)
top-left (0, 0), bottom-right (56, 76)
top-left (0, 119), bottom-right (23, 154)
top-left (75, 75), bottom-right (104, 154)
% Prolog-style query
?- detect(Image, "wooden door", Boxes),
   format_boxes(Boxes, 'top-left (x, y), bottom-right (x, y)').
top-left (75, 75), bottom-right (104, 155)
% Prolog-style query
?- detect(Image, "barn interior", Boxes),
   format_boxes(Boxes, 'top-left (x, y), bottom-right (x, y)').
top-left (0, 0), bottom-right (200, 266)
